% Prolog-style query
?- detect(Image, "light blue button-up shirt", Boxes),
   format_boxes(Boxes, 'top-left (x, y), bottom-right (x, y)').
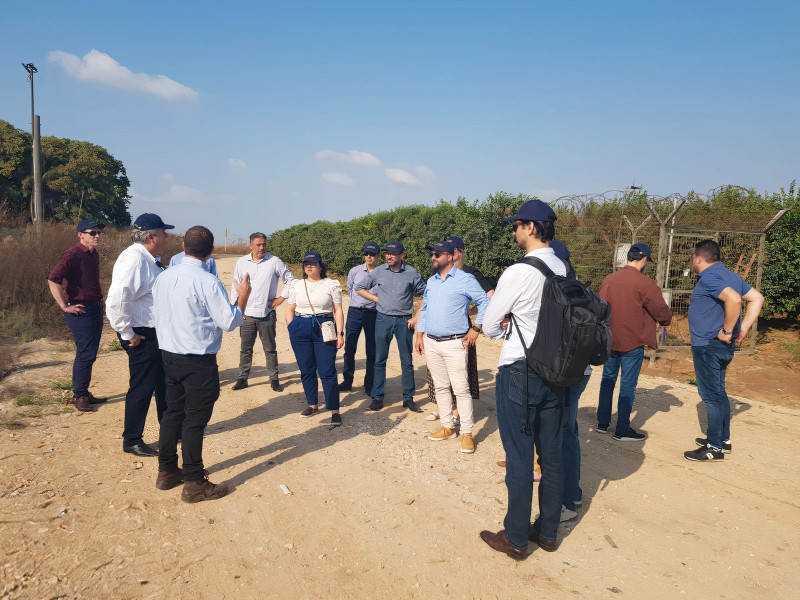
top-left (417, 266), bottom-right (490, 336)
top-left (347, 263), bottom-right (378, 310)
top-left (169, 251), bottom-right (217, 276)
top-left (153, 257), bottom-right (243, 355)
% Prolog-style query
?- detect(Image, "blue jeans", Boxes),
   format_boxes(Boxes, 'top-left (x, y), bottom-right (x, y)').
top-left (597, 346), bottom-right (645, 435)
top-left (563, 373), bottom-right (591, 510)
top-left (288, 316), bottom-right (339, 410)
top-left (496, 360), bottom-right (564, 549)
top-left (691, 340), bottom-right (735, 449)
top-left (372, 313), bottom-right (415, 404)
top-left (341, 308), bottom-right (377, 393)
top-left (120, 327), bottom-right (167, 446)
top-left (64, 302), bottom-right (103, 399)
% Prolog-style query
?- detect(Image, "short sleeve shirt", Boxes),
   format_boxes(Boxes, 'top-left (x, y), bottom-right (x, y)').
top-left (688, 262), bottom-right (752, 346)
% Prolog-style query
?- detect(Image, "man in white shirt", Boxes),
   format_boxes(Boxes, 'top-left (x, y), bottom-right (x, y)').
top-left (230, 232), bottom-right (295, 392)
top-left (152, 225), bottom-right (250, 502)
top-left (106, 213), bottom-right (173, 458)
top-left (479, 200), bottom-right (566, 559)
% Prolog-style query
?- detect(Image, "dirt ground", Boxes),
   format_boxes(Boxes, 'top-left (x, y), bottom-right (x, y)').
top-left (1, 256), bottom-right (799, 600)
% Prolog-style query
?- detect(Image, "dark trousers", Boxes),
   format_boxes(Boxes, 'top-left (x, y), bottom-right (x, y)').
top-left (597, 346), bottom-right (644, 435)
top-left (158, 351), bottom-right (220, 482)
top-left (496, 359), bottom-right (564, 548)
top-left (64, 302), bottom-right (103, 399)
top-left (238, 312), bottom-right (279, 381)
top-left (563, 373), bottom-right (591, 510)
top-left (288, 316), bottom-right (339, 410)
top-left (341, 308), bottom-right (377, 392)
top-left (120, 327), bottom-right (166, 446)
top-left (692, 340), bottom-right (735, 449)
top-left (373, 313), bottom-right (415, 403)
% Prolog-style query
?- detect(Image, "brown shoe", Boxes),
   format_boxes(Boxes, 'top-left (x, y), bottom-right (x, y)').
top-left (155, 470), bottom-right (184, 490)
top-left (72, 396), bottom-right (95, 412)
top-left (87, 392), bottom-right (107, 404)
top-left (479, 530), bottom-right (528, 560)
top-left (528, 525), bottom-right (558, 552)
top-left (181, 475), bottom-right (229, 503)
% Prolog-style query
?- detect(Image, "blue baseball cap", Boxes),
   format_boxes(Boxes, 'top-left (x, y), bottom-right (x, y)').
top-left (445, 235), bottom-right (464, 250)
top-left (503, 199), bottom-right (557, 224)
top-left (550, 239), bottom-right (570, 261)
top-left (363, 241), bottom-right (380, 254)
top-left (76, 219), bottom-right (105, 232)
top-left (383, 241), bottom-right (405, 254)
top-left (133, 213), bottom-right (175, 231)
top-left (303, 251), bottom-right (322, 264)
top-left (425, 240), bottom-right (455, 254)
top-left (630, 243), bottom-right (652, 258)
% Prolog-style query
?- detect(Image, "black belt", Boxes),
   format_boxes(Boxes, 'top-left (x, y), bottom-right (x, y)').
top-left (426, 332), bottom-right (467, 342)
top-left (350, 307), bottom-right (377, 312)
top-left (379, 312), bottom-right (412, 318)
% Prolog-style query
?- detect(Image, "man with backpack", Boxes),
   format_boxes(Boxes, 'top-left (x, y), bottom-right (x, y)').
top-left (595, 243), bottom-right (672, 441)
top-left (479, 199), bottom-right (567, 559)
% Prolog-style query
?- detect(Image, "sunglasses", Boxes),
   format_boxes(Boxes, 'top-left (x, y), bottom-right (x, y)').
top-left (83, 230), bottom-right (103, 236)
top-left (512, 221), bottom-right (530, 232)
top-left (364, 252), bottom-right (377, 257)
top-left (431, 252), bottom-right (449, 258)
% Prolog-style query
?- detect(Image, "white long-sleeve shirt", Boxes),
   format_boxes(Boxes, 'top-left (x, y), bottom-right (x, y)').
top-left (231, 252), bottom-right (295, 318)
top-left (106, 243), bottom-right (163, 340)
top-left (482, 247), bottom-right (566, 367)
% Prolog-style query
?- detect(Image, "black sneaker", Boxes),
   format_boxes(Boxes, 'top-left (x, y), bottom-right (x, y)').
top-left (684, 444), bottom-right (724, 461)
top-left (338, 381), bottom-right (353, 392)
top-left (695, 437), bottom-right (731, 453)
top-left (270, 380), bottom-right (283, 392)
top-left (232, 378), bottom-right (248, 390)
top-left (596, 424), bottom-right (609, 434)
top-left (367, 400), bottom-right (384, 411)
top-left (613, 429), bottom-right (647, 442)
top-left (300, 406), bottom-right (319, 417)
top-left (331, 413), bottom-right (342, 426)
top-left (403, 399), bottom-right (422, 413)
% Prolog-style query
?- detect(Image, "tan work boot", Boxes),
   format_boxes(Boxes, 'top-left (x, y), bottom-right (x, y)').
top-left (155, 470), bottom-right (184, 490)
top-left (428, 427), bottom-right (456, 441)
top-left (460, 433), bottom-right (475, 454)
top-left (181, 475), bottom-right (229, 503)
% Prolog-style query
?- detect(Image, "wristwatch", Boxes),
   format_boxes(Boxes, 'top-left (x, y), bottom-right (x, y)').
top-left (470, 325), bottom-right (482, 333)
top-left (721, 327), bottom-right (730, 334)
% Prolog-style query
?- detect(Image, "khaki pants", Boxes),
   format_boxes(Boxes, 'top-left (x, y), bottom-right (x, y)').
top-left (425, 336), bottom-right (474, 434)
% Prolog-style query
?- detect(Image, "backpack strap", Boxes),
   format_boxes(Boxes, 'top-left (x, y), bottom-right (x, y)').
top-left (515, 255), bottom-right (556, 278)
top-left (508, 313), bottom-right (533, 437)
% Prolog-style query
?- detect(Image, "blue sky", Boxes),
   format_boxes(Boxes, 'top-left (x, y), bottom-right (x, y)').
top-left (1, 1), bottom-right (798, 241)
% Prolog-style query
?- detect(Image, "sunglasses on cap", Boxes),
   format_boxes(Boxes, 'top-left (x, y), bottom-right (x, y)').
top-left (83, 230), bottom-right (103, 236)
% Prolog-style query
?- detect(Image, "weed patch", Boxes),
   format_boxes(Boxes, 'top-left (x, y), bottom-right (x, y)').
top-left (47, 379), bottom-right (73, 391)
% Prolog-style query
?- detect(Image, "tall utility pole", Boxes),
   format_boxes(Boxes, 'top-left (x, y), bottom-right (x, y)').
top-left (22, 62), bottom-right (43, 225)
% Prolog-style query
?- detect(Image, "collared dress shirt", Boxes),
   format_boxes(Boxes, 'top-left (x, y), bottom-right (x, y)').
top-left (346, 264), bottom-right (378, 310)
top-left (106, 243), bottom-right (164, 341)
top-left (231, 252), bottom-right (295, 318)
top-left (169, 251), bottom-right (217, 276)
top-left (48, 243), bottom-right (102, 303)
top-left (353, 262), bottom-right (426, 316)
top-left (153, 258), bottom-right (243, 355)
top-left (417, 267), bottom-right (490, 336)
top-left (482, 247), bottom-right (567, 367)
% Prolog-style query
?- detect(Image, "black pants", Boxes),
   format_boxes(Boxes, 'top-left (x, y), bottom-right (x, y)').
top-left (158, 351), bottom-right (220, 482)
top-left (120, 327), bottom-right (166, 445)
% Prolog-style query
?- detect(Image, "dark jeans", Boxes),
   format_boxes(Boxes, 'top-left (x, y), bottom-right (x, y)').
top-left (64, 302), bottom-right (103, 399)
top-left (496, 360), bottom-right (564, 549)
top-left (288, 316), bottom-right (339, 410)
top-left (372, 312), bottom-right (415, 404)
top-left (120, 327), bottom-right (166, 446)
top-left (692, 340), bottom-right (735, 449)
top-left (597, 346), bottom-right (645, 435)
top-left (563, 373), bottom-right (591, 510)
top-left (238, 312), bottom-right (279, 381)
top-left (158, 351), bottom-right (220, 482)
top-left (341, 308), bottom-right (377, 393)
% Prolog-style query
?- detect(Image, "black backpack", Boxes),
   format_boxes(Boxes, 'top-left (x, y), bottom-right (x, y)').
top-left (509, 256), bottom-right (611, 387)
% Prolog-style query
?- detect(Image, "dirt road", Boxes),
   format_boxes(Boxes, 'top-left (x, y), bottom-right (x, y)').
top-left (1, 256), bottom-right (798, 599)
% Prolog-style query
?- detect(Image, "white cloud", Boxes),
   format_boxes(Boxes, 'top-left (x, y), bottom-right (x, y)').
top-left (322, 172), bottom-right (357, 186)
top-left (131, 184), bottom-right (207, 204)
top-left (48, 49), bottom-right (199, 101)
top-left (385, 168), bottom-right (421, 186)
top-left (315, 150), bottom-right (381, 166)
top-left (228, 158), bottom-right (247, 169)
top-left (414, 166), bottom-right (434, 179)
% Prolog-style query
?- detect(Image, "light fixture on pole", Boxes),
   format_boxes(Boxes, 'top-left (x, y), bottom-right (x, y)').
top-left (21, 62), bottom-right (43, 225)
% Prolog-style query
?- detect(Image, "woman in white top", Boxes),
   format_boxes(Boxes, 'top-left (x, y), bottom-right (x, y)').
top-left (285, 251), bottom-right (344, 425)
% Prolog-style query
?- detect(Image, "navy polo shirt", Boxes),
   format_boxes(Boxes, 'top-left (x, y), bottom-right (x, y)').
top-left (688, 262), bottom-right (752, 346)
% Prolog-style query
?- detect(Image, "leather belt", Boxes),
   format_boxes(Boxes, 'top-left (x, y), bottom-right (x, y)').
top-left (296, 313), bottom-right (332, 318)
top-left (426, 332), bottom-right (467, 342)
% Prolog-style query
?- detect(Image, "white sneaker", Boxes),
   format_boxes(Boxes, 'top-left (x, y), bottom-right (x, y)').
top-left (560, 505), bottom-right (578, 522)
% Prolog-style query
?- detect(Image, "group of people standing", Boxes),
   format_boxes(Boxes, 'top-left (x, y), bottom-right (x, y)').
top-left (47, 199), bottom-right (763, 555)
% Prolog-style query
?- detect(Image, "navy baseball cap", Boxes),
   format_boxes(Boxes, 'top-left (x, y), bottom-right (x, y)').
top-left (363, 241), bottom-right (380, 254)
top-left (383, 241), bottom-right (405, 254)
top-left (76, 219), bottom-right (105, 232)
top-left (445, 235), bottom-right (464, 250)
top-left (550, 239), bottom-right (570, 261)
top-left (425, 240), bottom-right (455, 254)
top-left (503, 199), bottom-right (557, 224)
top-left (630, 243), bottom-right (652, 258)
top-left (133, 213), bottom-right (175, 231)
top-left (303, 251), bottom-right (322, 264)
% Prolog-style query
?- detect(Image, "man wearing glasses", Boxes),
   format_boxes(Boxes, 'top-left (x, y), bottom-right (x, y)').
top-left (353, 241), bottom-right (426, 412)
top-left (48, 219), bottom-right (107, 412)
top-left (339, 242), bottom-right (381, 395)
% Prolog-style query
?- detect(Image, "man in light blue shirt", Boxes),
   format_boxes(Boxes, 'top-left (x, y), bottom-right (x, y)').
top-left (414, 240), bottom-right (489, 454)
top-left (169, 250), bottom-right (217, 276)
top-left (153, 225), bottom-right (251, 504)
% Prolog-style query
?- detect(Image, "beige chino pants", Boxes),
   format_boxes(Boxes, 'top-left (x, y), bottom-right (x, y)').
top-left (425, 336), bottom-right (474, 434)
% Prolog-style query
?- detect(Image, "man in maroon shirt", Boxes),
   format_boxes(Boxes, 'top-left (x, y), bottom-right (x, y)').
top-left (48, 219), bottom-right (107, 412)
top-left (595, 243), bottom-right (672, 441)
